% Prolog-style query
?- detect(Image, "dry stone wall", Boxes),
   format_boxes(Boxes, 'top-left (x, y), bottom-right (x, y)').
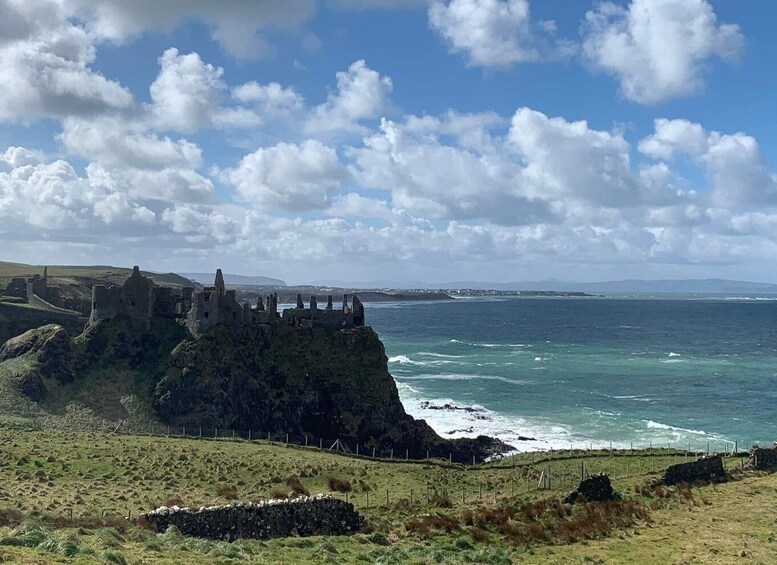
top-left (751, 447), bottom-right (777, 468)
top-left (662, 455), bottom-right (725, 485)
top-left (140, 496), bottom-right (365, 541)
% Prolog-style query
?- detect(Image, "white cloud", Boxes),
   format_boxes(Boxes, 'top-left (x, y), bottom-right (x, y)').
top-left (149, 48), bottom-right (261, 132)
top-left (306, 60), bottom-right (393, 134)
top-left (0, 150), bottom-right (155, 235)
top-left (582, 0), bottom-right (744, 104)
top-left (640, 119), bottom-right (777, 207)
top-left (429, 0), bottom-right (537, 67)
top-left (222, 140), bottom-right (349, 211)
top-left (63, 0), bottom-right (316, 60)
top-left (59, 117), bottom-right (214, 203)
top-left (428, 0), bottom-right (570, 69)
top-left (0, 0), bottom-right (133, 122)
top-left (233, 81), bottom-right (304, 117)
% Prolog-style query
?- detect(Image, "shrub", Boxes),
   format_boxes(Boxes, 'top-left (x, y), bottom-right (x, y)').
top-left (286, 475), bottom-right (310, 496)
top-left (216, 485), bottom-right (238, 500)
top-left (101, 550), bottom-right (128, 565)
top-left (0, 508), bottom-right (24, 527)
top-left (270, 487), bottom-right (289, 499)
top-left (470, 528), bottom-right (489, 544)
top-left (327, 477), bottom-right (352, 493)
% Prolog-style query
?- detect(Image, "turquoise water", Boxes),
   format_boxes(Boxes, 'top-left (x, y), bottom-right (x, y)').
top-left (367, 296), bottom-right (777, 453)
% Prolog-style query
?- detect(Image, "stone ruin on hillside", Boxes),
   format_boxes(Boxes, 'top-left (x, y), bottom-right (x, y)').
top-left (88, 267), bottom-right (365, 337)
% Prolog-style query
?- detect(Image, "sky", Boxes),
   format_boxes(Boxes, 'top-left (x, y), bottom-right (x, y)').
top-left (1, 0), bottom-right (777, 284)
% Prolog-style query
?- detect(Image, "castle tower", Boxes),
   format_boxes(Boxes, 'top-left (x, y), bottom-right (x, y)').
top-left (43, 266), bottom-right (48, 283)
top-left (310, 296), bottom-right (317, 311)
top-left (296, 293), bottom-right (304, 309)
top-left (326, 295), bottom-right (333, 311)
top-left (214, 269), bottom-right (225, 296)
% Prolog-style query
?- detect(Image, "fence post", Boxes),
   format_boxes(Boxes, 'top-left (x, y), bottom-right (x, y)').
top-left (449, 453), bottom-right (452, 463)
top-left (249, 429), bottom-right (251, 441)
top-left (372, 447), bottom-right (376, 459)
top-left (215, 427), bottom-right (218, 438)
top-left (232, 429), bottom-right (235, 439)
top-left (305, 435), bottom-right (308, 447)
top-left (406, 448), bottom-right (408, 460)
top-left (426, 450), bottom-right (429, 461)
top-left (183, 426), bottom-right (186, 436)
top-left (356, 444), bottom-right (359, 455)
top-left (286, 434), bottom-right (289, 445)
top-left (320, 438), bottom-right (323, 450)
top-left (472, 454), bottom-right (475, 466)
top-left (390, 448), bottom-right (393, 459)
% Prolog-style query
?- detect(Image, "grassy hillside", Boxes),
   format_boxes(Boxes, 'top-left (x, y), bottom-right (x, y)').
top-left (0, 261), bottom-right (195, 288)
top-left (0, 428), bottom-right (772, 564)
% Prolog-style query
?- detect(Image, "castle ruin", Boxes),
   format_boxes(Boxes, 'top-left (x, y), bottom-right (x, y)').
top-left (88, 267), bottom-right (364, 336)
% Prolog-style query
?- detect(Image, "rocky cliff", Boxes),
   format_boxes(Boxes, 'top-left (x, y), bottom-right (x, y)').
top-left (0, 317), bottom-right (511, 462)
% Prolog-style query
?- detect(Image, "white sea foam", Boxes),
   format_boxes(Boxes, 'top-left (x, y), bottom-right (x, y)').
top-left (668, 352), bottom-right (681, 357)
top-left (646, 420), bottom-right (707, 436)
top-left (404, 373), bottom-right (534, 386)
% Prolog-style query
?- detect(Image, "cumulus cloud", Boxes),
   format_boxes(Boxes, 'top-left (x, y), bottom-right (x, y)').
top-left (0, 0), bottom-right (133, 122)
top-left (63, 0), bottom-right (316, 59)
top-left (58, 117), bottom-right (214, 203)
top-left (233, 81), bottom-right (304, 117)
top-left (222, 140), bottom-right (349, 211)
top-left (581, 0), bottom-right (744, 104)
top-left (306, 60), bottom-right (393, 134)
top-left (639, 119), bottom-right (777, 208)
top-left (0, 150), bottom-right (156, 236)
top-left (149, 48), bottom-right (261, 132)
top-left (428, 0), bottom-right (571, 68)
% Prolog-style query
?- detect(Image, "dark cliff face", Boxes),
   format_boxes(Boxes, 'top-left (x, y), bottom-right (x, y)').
top-left (151, 324), bottom-right (512, 462)
top-left (1, 318), bottom-right (512, 463)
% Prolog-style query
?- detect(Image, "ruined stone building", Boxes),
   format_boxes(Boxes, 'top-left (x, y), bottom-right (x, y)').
top-left (88, 267), bottom-right (365, 336)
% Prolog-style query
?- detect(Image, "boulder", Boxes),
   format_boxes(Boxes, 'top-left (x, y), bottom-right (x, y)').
top-left (563, 474), bottom-right (620, 504)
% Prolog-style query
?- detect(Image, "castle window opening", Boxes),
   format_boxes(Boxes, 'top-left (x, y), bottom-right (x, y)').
top-left (204, 312), bottom-right (209, 318)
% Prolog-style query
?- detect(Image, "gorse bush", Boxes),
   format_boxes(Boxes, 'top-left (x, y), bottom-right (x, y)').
top-left (326, 476), bottom-right (352, 493)
top-left (286, 475), bottom-right (310, 496)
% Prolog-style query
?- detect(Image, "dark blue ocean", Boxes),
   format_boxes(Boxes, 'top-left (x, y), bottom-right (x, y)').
top-left (366, 296), bottom-right (777, 453)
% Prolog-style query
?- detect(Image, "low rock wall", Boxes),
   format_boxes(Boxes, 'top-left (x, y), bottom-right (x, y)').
top-left (751, 447), bottom-right (777, 469)
top-left (140, 496), bottom-right (365, 541)
top-left (563, 474), bottom-right (620, 504)
top-left (662, 455), bottom-right (725, 486)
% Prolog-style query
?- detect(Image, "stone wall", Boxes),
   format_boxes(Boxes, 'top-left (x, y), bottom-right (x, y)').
top-left (662, 455), bottom-right (725, 486)
top-left (140, 496), bottom-right (365, 541)
top-left (751, 447), bottom-right (777, 469)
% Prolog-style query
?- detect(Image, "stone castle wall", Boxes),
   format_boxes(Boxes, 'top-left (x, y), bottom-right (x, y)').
top-left (751, 447), bottom-right (777, 468)
top-left (88, 267), bottom-right (366, 337)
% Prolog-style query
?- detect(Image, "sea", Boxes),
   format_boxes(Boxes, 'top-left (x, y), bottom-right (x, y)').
top-left (366, 295), bottom-right (777, 453)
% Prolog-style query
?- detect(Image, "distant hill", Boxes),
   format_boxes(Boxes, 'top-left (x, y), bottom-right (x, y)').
top-left (182, 273), bottom-right (286, 287)
top-left (312, 278), bottom-right (777, 294)
top-left (0, 261), bottom-right (195, 288)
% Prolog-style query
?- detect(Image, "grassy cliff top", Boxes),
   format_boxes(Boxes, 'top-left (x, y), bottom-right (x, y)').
top-left (0, 261), bottom-right (195, 288)
top-left (0, 427), bottom-right (773, 564)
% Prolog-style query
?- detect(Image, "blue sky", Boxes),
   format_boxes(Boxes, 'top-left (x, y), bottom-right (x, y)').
top-left (1, 0), bottom-right (776, 284)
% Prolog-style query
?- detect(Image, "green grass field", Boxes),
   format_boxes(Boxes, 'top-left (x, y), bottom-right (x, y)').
top-left (0, 427), bottom-right (773, 564)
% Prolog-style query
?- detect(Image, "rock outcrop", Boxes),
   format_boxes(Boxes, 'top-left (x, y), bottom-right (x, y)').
top-left (141, 496), bottom-right (365, 541)
top-left (151, 324), bottom-right (512, 463)
top-left (0, 324), bottom-right (75, 385)
top-left (563, 474), bottom-right (620, 504)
